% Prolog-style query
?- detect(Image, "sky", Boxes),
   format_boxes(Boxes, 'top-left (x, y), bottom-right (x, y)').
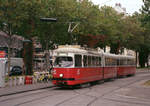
top-left (91, 0), bottom-right (144, 14)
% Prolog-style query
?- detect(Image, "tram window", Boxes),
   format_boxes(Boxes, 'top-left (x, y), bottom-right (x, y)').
top-left (75, 55), bottom-right (82, 67)
top-left (112, 59), bottom-right (114, 66)
top-left (115, 59), bottom-right (117, 65)
top-left (105, 58), bottom-right (116, 66)
top-left (124, 59), bottom-right (128, 65)
top-left (109, 58), bottom-right (112, 66)
top-left (132, 60), bottom-right (134, 65)
top-left (119, 59), bottom-right (123, 66)
top-left (83, 55), bottom-right (88, 67)
top-left (121, 59), bottom-right (127, 66)
top-left (133, 60), bottom-right (136, 65)
top-left (98, 57), bottom-right (101, 66)
top-left (127, 59), bottom-right (131, 65)
top-left (94, 56), bottom-right (97, 66)
top-left (128, 59), bottom-right (135, 65)
top-left (105, 58), bottom-right (109, 66)
top-left (113, 59), bottom-right (117, 66)
top-left (110, 58), bottom-right (113, 66)
top-left (92, 56), bottom-right (96, 66)
top-left (105, 58), bottom-right (107, 66)
top-left (132, 59), bottom-right (135, 65)
top-left (92, 56), bottom-right (94, 66)
top-left (109, 58), bottom-right (113, 66)
top-left (88, 56), bottom-right (92, 67)
top-left (117, 59), bottom-right (120, 66)
top-left (54, 56), bottom-right (73, 67)
top-left (120, 59), bottom-right (123, 65)
top-left (95, 57), bottom-right (99, 66)
top-left (120, 59), bottom-right (126, 66)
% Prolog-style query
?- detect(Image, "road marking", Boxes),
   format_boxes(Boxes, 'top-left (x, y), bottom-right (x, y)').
top-left (116, 94), bottom-right (138, 99)
top-left (115, 94), bottom-right (150, 101)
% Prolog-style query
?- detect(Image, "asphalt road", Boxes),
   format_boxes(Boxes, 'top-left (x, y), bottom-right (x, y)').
top-left (0, 70), bottom-right (150, 106)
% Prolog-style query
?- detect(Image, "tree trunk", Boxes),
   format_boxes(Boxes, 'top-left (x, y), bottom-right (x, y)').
top-left (7, 25), bottom-right (12, 77)
top-left (139, 51), bottom-right (146, 68)
top-left (7, 43), bottom-right (11, 76)
top-left (135, 51), bottom-right (138, 67)
top-left (23, 40), bottom-right (33, 75)
top-left (46, 42), bottom-right (50, 72)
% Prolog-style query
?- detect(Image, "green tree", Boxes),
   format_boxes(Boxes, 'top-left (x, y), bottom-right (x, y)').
top-left (140, 0), bottom-right (150, 67)
top-left (0, 0), bottom-right (50, 74)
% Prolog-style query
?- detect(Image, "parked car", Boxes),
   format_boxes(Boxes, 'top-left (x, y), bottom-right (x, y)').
top-left (9, 66), bottom-right (22, 76)
top-left (4, 58), bottom-right (23, 76)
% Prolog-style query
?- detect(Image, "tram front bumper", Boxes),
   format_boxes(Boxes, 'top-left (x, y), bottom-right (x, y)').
top-left (52, 78), bottom-right (75, 81)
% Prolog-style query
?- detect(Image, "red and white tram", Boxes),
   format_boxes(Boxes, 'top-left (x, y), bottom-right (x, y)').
top-left (52, 45), bottom-right (136, 87)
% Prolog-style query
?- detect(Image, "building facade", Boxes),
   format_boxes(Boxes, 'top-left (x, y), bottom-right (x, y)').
top-left (0, 31), bottom-right (24, 58)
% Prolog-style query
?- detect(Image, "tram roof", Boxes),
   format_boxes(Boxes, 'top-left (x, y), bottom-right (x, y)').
top-left (118, 55), bottom-right (135, 59)
top-left (103, 53), bottom-right (135, 59)
top-left (103, 53), bottom-right (119, 58)
top-left (54, 45), bottom-right (102, 56)
top-left (54, 45), bottom-right (135, 59)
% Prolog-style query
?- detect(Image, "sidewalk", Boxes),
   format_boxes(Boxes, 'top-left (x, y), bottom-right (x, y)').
top-left (136, 68), bottom-right (150, 72)
top-left (0, 82), bottom-right (54, 97)
top-left (122, 79), bottom-right (150, 101)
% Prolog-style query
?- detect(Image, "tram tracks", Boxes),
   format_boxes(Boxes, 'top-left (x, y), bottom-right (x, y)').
top-left (0, 86), bottom-right (57, 103)
top-left (0, 74), bottom-right (149, 106)
top-left (51, 76), bottom-right (149, 106)
top-left (13, 86), bottom-right (77, 106)
top-left (87, 76), bottom-right (150, 106)
top-left (14, 91), bottom-right (63, 106)
top-left (44, 77), bottom-right (142, 106)
top-left (54, 84), bottom-right (95, 106)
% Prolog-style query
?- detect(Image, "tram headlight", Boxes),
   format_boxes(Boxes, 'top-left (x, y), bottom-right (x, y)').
top-left (59, 74), bottom-right (63, 78)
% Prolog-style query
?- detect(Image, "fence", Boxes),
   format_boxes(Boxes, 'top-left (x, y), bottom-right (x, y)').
top-left (5, 72), bottom-right (52, 87)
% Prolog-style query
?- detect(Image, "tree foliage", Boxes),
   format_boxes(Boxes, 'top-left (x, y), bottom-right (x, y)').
top-left (139, 0), bottom-right (150, 67)
top-left (0, 0), bottom-right (149, 67)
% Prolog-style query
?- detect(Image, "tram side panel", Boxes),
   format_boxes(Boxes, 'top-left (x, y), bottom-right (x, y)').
top-left (128, 66), bottom-right (136, 75)
top-left (83, 67), bottom-right (103, 83)
top-left (117, 66), bottom-right (126, 77)
top-left (72, 67), bottom-right (103, 85)
top-left (103, 67), bottom-right (117, 79)
top-left (117, 66), bottom-right (136, 77)
top-left (52, 67), bottom-right (103, 86)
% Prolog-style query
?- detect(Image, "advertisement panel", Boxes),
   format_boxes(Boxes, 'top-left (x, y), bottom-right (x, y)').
top-left (0, 51), bottom-right (6, 58)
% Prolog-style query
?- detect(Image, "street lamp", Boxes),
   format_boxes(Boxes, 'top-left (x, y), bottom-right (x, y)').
top-left (40, 17), bottom-right (57, 73)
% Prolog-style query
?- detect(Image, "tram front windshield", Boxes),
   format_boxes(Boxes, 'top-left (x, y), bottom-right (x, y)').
top-left (54, 56), bottom-right (73, 67)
